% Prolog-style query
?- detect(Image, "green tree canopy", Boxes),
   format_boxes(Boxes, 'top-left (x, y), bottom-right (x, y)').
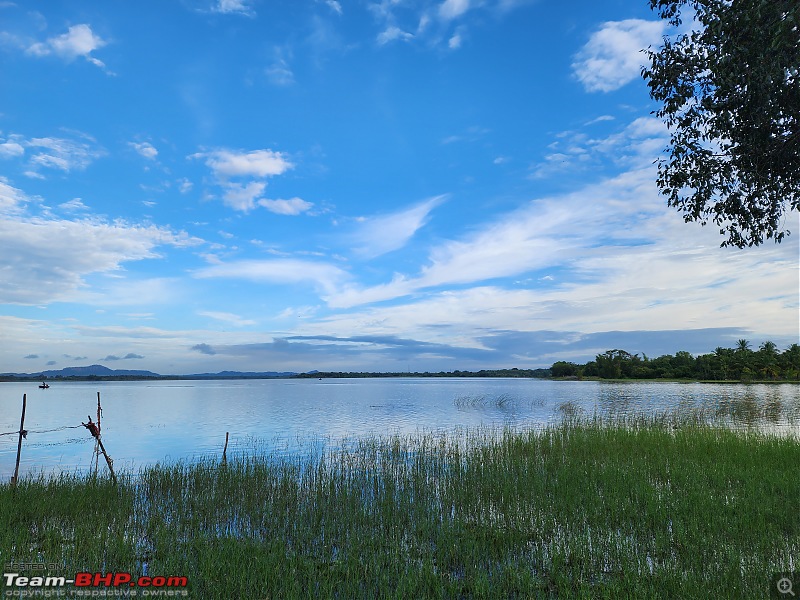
top-left (642, 0), bottom-right (800, 247)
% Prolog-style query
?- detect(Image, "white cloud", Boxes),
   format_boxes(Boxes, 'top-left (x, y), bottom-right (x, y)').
top-left (26, 134), bottom-right (105, 174)
top-left (377, 26), bottom-right (414, 45)
top-left (27, 24), bottom-right (109, 70)
top-left (194, 258), bottom-right (350, 295)
top-left (222, 181), bottom-right (266, 211)
top-left (0, 216), bottom-right (200, 304)
top-left (311, 178), bottom-right (797, 348)
top-left (265, 46), bottom-right (295, 86)
top-left (193, 148), bottom-right (303, 214)
top-left (130, 141), bottom-right (158, 160)
top-left (198, 311), bottom-right (257, 327)
top-left (266, 58), bottom-right (295, 86)
top-left (194, 148), bottom-right (293, 179)
top-left (178, 178), bottom-right (193, 194)
top-left (73, 277), bottom-right (186, 307)
top-left (212, 0), bottom-right (254, 16)
top-left (448, 32), bottom-right (462, 49)
top-left (351, 195), bottom-right (446, 259)
top-left (0, 177), bottom-right (29, 214)
top-left (572, 19), bottom-right (666, 92)
top-left (586, 115), bottom-right (616, 125)
top-left (530, 115), bottom-right (667, 179)
top-left (327, 158), bottom-right (671, 309)
top-left (0, 140), bottom-right (24, 158)
top-left (258, 197), bottom-right (314, 216)
top-left (439, 0), bottom-right (471, 21)
top-left (58, 198), bottom-right (89, 212)
top-left (323, 0), bottom-right (343, 15)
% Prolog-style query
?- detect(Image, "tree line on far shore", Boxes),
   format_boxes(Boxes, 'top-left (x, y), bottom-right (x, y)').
top-left (552, 341), bottom-right (800, 381)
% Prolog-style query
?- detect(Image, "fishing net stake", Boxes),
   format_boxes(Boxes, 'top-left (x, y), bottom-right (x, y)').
top-left (82, 392), bottom-right (116, 484)
top-left (11, 394), bottom-right (27, 486)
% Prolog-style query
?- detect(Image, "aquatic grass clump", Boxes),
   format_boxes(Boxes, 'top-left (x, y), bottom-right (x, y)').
top-left (0, 472), bottom-right (139, 571)
top-left (1, 417), bottom-right (798, 598)
top-left (454, 393), bottom-right (515, 409)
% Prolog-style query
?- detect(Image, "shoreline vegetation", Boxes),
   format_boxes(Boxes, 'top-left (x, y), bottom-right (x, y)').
top-left (2, 415), bottom-right (798, 598)
top-left (1, 341), bottom-right (797, 384)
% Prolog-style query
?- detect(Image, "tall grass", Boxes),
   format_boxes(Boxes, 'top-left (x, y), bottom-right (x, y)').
top-left (2, 417), bottom-right (798, 598)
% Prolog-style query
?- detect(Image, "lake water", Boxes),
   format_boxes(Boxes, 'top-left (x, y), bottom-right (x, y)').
top-left (1, 378), bottom-right (798, 479)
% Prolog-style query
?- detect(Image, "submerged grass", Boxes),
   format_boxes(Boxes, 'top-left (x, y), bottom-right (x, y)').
top-left (1, 416), bottom-right (798, 598)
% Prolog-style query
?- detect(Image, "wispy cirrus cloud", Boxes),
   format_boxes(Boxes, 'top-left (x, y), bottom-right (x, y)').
top-left (129, 141), bottom-right (158, 160)
top-left (529, 116), bottom-right (667, 179)
top-left (197, 311), bottom-right (257, 327)
top-left (211, 0), bottom-right (255, 16)
top-left (0, 176), bottom-right (30, 213)
top-left (439, 0), bottom-right (471, 21)
top-left (377, 26), bottom-right (414, 45)
top-left (5, 131), bottom-right (107, 176)
top-left (572, 19), bottom-right (666, 92)
top-left (194, 258), bottom-right (350, 295)
top-left (349, 195), bottom-right (446, 259)
top-left (371, 0), bottom-right (528, 49)
top-left (259, 197), bottom-right (314, 216)
top-left (28, 136), bottom-right (103, 172)
top-left (265, 47), bottom-right (295, 86)
top-left (319, 0), bottom-right (343, 15)
top-left (324, 112), bottom-right (795, 314)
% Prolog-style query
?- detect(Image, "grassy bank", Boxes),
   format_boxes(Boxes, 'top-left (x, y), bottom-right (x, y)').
top-left (2, 419), bottom-right (798, 598)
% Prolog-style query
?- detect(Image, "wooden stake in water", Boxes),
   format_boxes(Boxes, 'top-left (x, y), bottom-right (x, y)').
top-left (83, 414), bottom-right (117, 485)
top-left (222, 431), bottom-right (229, 464)
top-left (93, 392), bottom-right (102, 475)
top-left (11, 394), bottom-right (27, 486)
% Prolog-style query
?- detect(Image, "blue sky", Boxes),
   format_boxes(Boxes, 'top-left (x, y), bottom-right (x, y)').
top-left (1, 0), bottom-right (797, 375)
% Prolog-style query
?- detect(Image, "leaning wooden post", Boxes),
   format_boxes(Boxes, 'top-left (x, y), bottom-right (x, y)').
top-left (82, 416), bottom-right (116, 485)
top-left (93, 392), bottom-right (102, 476)
top-left (11, 394), bottom-right (27, 486)
top-left (222, 432), bottom-right (229, 465)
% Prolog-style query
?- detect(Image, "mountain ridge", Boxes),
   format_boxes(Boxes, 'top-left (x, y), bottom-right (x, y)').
top-left (0, 364), bottom-right (298, 379)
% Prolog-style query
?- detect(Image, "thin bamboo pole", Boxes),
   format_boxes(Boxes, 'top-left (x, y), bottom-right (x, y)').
top-left (11, 394), bottom-right (27, 486)
top-left (83, 412), bottom-right (116, 485)
top-left (95, 436), bottom-right (117, 485)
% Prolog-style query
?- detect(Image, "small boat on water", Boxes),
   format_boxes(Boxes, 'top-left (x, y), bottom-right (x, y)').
top-left (39, 382), bottom-right (50, 389)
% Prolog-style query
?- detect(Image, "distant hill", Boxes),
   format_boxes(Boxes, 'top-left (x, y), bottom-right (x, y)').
top-left (36, 364), bottom-right (160, 378)
top-left (185, 371), bottom-right (299, 379)
top-left (0, 365), bottom-right (299, 380)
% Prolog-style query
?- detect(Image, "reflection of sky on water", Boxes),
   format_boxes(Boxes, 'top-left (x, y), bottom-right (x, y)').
top-left (1, 379), bottom-right (798, 478)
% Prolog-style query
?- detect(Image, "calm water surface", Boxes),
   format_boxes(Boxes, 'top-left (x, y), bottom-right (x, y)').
top-left (1, 378), bottom-right (798, 478)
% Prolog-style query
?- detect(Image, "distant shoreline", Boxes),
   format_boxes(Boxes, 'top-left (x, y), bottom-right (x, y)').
top-left (0, 368), bottom-right (552, 382)
top-left (2, 372), bottom-right (798, 384)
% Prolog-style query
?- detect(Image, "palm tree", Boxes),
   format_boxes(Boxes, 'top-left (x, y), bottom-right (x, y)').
top-left (733, 339), bottom-right (752, 379)
top-left (756, 341), bottom-right (779, 379)
top-left (714, 346), bottom-right (732, 380)
top-left (783, 344), bottom-right (800, 380)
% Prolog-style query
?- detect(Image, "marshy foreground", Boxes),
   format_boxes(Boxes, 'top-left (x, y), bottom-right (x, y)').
top-left (2, 416), bottom-right (798, 598)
